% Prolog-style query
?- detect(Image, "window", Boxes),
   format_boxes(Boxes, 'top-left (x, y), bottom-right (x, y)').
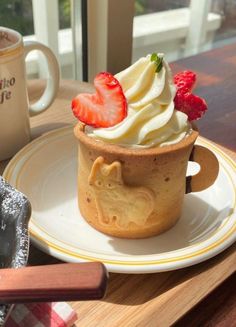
top-left (0, 0), bottom-right (78, 79)
top-left (132, 0), bottom-right (222, 62)
top-left (1, 0), bottom-right (236, 82)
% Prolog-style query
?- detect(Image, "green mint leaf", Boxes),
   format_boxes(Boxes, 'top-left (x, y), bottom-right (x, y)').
top-left (151, 53), bottom-right (158, 62)
top-left (156, 57), bottom-right (163, 73)
top-left (150, 53), bottom-right (163, 73)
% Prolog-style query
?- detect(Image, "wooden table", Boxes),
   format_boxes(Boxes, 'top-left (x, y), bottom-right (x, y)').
top-left (1, 44), bottom-right (236, 326)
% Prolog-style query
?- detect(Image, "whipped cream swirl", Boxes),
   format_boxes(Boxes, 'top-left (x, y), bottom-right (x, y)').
top-left (87, 54), bottom-right (191, 148)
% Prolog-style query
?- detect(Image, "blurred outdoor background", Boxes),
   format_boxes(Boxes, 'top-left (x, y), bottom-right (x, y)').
top-left (2, 0), bottom-right (236, 41)
top-left (1, 0), bottom-right (236, 79)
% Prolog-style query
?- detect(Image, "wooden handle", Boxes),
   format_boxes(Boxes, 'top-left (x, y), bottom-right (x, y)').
top-left (186, 145), bottom-right (219, 193)
top-left (0, 262), bottom-right (108, 304)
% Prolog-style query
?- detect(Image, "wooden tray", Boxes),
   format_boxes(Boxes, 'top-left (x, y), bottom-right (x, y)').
top-left (0, 80), bottom-right (235, 326)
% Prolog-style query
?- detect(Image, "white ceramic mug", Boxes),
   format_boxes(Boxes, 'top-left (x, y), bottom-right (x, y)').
top-left (0, 26), bottom-right (60, 160)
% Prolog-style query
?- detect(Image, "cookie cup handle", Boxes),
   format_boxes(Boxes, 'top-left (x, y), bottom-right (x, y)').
top-left (186, 145), bottom-right (219, 193)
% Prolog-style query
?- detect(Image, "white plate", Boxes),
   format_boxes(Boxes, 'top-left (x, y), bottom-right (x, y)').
top-left (3, 127), bottom-right (236, 273)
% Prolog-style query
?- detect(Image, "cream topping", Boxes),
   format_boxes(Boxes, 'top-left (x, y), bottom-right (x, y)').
top-left (87, 54), bottom-right (191, 148)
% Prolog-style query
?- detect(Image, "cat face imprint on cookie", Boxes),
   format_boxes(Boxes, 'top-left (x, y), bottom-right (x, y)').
top-left (88, 156), bottom-right (155, 228)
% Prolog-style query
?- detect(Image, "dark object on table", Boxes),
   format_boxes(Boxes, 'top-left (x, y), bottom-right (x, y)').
top-left (0, 176), bottom-right (31, 326)
top-left (0, 262), bottom-right (108, 304)
top-left (0, 176), bottom-right (108, 326)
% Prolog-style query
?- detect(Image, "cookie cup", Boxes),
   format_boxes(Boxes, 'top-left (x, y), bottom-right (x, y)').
top-left (74, 123), bottom-right (219, 239)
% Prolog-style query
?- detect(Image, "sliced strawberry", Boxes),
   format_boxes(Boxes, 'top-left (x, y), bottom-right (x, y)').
top-left (71, 72), bottom-right (127, 128)
top-left (174, 70), bottom-right (207, 121)
top-left (174, 71), bottom-right (196, 93)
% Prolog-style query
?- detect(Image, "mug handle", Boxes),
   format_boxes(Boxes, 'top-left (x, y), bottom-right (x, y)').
top-left (186, 145), bottom-right (219, 193)
top-left (23, 40), bottom-right (60, 116)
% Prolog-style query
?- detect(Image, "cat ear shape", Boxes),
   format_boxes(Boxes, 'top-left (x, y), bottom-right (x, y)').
top-left (103, 161), bottom-right (123, 183)
top-left (89, 156), bottom-right (104, 185)
top-left (89, 156), bottom-right (123, 185)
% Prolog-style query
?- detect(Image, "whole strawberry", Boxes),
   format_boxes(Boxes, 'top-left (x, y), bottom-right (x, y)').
top-left (173, 70), bottom-right (207, 121)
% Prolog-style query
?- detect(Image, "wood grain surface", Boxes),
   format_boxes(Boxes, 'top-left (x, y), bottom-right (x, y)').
top-left (174, 273), bottom-right (236, 327)
top-left (0, 44), bottom-right (236, 326)
top-left (172, 43), bottom-right (236, 151)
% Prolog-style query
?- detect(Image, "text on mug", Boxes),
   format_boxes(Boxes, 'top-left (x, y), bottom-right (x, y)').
top-left (0, 77), bottom-right (16, 104)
